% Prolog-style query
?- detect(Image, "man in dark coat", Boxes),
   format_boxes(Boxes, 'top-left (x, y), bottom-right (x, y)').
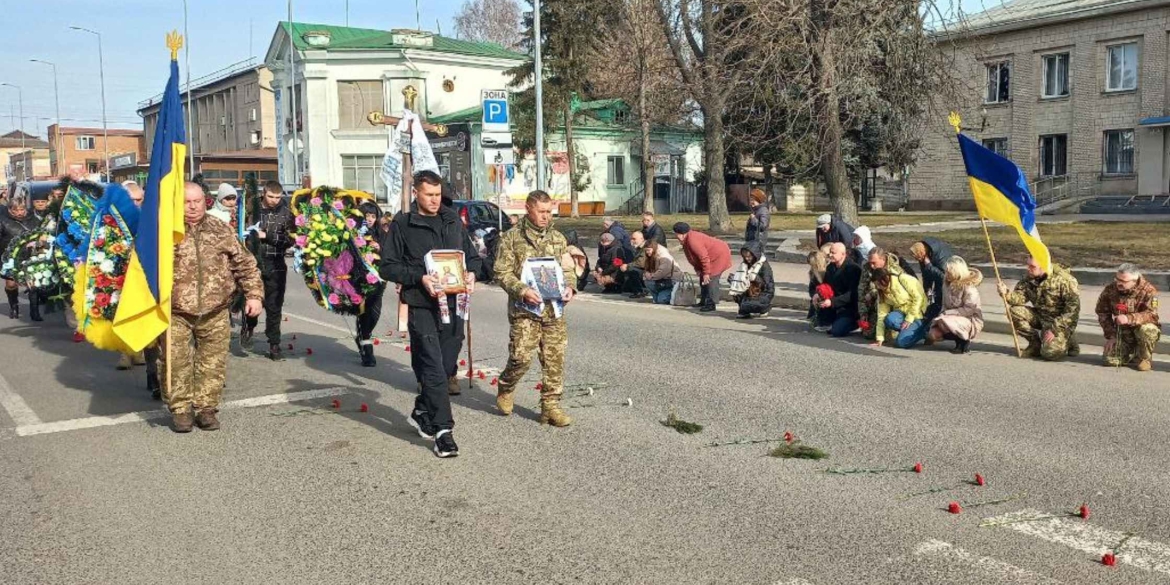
top-left (601, 217), bottom-right (633, 257)
top-left (815, 242), bottom-right (862, 337)
top-left (815, 214), bottom-right (855, 250)
top-left (641, 212), bottom-right (667, 246)
top-left (243, 180), bottom-right (296, 360)
top-left (910, 237), bottom-right (955, 323)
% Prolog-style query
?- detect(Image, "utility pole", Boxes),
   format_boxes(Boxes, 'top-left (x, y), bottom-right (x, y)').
top-left (70, 26), bottom-right (109, 180)
top-left (534, 0), bottom-right (545, 190)
top-left (183, 0), bottom-right (195, 173)
top-left (30, 60), bottom-right (61, 175)
top-left (288, 0), bottom-right (301, 186)
top-left (0, 84), bottom-right (24, 152)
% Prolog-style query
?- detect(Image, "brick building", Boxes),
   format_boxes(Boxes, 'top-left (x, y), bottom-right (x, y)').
top-left (0, 131), bottom-right (50, 183)
top-left (913, 0), bottom-right (1170, 209)
top-left (47, 125), bottom-right (145, 179)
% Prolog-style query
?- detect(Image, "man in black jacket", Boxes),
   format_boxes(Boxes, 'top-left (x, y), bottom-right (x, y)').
top-left (815, 242), bottom-right (862, 337)
top-left (909, 237), bottom-right (955, 323)
top-left (641, 212), bottom-right (667, 246)
top-left (380, 170), bottom-right (482, 459)
top-left (243, 181), bottom-right (296, 360)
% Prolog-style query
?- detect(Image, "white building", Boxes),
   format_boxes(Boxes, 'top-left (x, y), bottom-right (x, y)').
top-left (264, 22), bottom-right (527, 202)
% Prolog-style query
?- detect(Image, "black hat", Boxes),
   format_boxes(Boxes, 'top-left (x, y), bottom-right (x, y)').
top-left (672, 222), bottom-right (691, 234)
top-left (30, 189), bottom-right (50, 202)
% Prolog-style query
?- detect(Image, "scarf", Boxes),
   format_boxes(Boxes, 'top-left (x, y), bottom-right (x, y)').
top-left (424, 250), bottom-right (471, 325)
top-left (853, 226), bottom-right (875, 259)
top-left (729, 253), bottom-right (767, 296)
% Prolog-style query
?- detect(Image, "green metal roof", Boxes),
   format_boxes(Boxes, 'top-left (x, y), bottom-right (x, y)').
top-left (281, 22), bottom-right (526, 60)
top-left (576, 98), bottom-right (624, 111)
top-left (430, 105), bottom-right (483, 125)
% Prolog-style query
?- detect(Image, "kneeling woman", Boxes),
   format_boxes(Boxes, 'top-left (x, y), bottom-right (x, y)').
top-left (642, 239), bottom-right (681, 304)
top-left (730, 241), bottom-right (774, 318)
top-left (927, 256), bottom-right (983, 354)
top-left (870, 266), bottom-right (927, 349)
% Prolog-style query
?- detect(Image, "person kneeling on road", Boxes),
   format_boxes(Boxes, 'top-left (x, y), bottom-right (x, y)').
top-left (167, 182), bottom-right (264, 433)
top-left (997, 257), bottom-right (1081, 361)
top-left (730, 241), bottom-right (773, 319)
top-left (814, 243), bottom-right (861, 336)
top-left (1096, 263), bottom-right (1160, 372)
top-left (642, 239), bottom-right (681, 305)
top-left (870, 266), bottom-right (927, 350)
top-left (619, 230), bottom-right (648, 298)
top-left (926, 256), bottom-right (984, 354)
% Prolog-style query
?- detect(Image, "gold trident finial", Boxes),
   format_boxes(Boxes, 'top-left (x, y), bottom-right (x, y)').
top-left (948, 111), bottom-right (962, 135)
top-left (402, 85), bottom-right (418, 111)
top-left (167, 31), bottom-right (184, 61)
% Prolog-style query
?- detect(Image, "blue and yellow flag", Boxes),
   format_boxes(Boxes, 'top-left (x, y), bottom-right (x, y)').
top-left (952, 113), bottom-right (1052, 274)
top-left (113, 33), bottom-right (187, 352)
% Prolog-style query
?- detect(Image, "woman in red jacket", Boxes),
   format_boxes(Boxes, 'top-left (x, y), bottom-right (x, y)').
top-left (672, 222), bottom-right (731, 313)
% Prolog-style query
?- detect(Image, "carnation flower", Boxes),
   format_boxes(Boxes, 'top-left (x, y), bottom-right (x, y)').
top-left (1116, 303), bottom-right (1128, 314)
top-left (366, 272), bottom-right (379, 284)
top-left (310, 197), bottom-right (323, 206)
top-left (349, 294), bottom-right (363, 304)
top-left (333, 200), bottom-right (345, 210)
top-left (295, 235), bottom-right (308, 248)
top-left (328, 293), bottom-right (340, 305)
top-left (355, 236), bottom-right (366, 247)
top-left (346, 218), bottom-right (357, 229)
top-left (295, 215), bottom-right (307, 226)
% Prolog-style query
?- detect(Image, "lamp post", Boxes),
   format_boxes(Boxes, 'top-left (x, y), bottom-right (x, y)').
top-left (29, 59), bottom-right (61, 176)
top-left (0, 83), bottom-right (24, 152)
top-left (534, 0), bottom-right (545, 190)
top-left (70, 26), bottom-right (109, 180)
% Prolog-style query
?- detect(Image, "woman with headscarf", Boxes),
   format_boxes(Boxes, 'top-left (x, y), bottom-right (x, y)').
top-left (729, 240), bottom-right (773, 318)
top-left (745, 188), bottom-right (770, 245)
top-left (0, 192), bottom-right (39, 319)
top-left (207, 183), bottom-right (240, 230)
top-left (849, 225), bottom-right (876, 266)
top-left (355, 200), bottom-right (390, 367)
top-left (927, 256), bottom-right (984, 354)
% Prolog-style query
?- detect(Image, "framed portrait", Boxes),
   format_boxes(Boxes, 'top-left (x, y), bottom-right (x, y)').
top-left (521, 257), bottom-right (567, 302)
top-left (424, 250), bottom-right (467, 295)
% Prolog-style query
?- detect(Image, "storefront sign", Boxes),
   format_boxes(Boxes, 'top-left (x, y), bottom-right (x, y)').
top-left (110, 153), bottom-right (137, 170)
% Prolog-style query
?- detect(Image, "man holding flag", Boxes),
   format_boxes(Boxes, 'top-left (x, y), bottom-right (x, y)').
top-left (951, 112), bottom-right (1079, 359)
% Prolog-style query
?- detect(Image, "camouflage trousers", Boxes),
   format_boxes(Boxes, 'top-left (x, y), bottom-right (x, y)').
top-left (498, 310), bottom-right (568, 401)
top-left (1008, 306), bottom-right (1079, 361)
top-left (1104, 323), bottom-right (1161, 366)
top-left (162, 309), bottom-right (231, 413)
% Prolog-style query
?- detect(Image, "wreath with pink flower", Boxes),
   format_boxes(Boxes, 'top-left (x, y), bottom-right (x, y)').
top-left (290, 186), bottom-right (383, 316)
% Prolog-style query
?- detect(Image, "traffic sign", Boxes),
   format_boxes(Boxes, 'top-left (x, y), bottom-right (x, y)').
top-left (482, 89), bottom-right (509, 133)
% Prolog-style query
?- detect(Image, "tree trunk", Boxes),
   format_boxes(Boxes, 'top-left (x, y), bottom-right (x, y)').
top-left (703, 100), bottom-right (733, 233)
top-left (640, 80), bottom-right (654, 215)
top-left (814, 28), bottom-right (859, 226)
top-left (762, 163), bottom-right (774, 210)
top-left (565, 106), bottom-right (579, 218)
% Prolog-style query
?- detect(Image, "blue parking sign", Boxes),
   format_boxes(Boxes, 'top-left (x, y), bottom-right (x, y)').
top-left (481, 89), bottom-right (510, 132)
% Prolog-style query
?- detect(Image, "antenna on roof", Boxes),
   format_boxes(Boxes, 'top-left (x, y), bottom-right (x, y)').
top-left (436, 19), bottom-right (442, 36)
top-left (416, 0), bottom-right (421, 30)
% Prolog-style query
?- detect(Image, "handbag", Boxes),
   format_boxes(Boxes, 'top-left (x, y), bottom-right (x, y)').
top-left (671, 273), bottom-right (699, 306)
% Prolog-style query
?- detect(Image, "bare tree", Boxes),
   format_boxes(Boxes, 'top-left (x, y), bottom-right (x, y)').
top-left (592, 0), bottom-right (689, 214)
top-left (453, 0), bottom-right (523, 49)
top-left (726, 0), bottom-right (960, 225)
top-left (655, 0), bottom-right (754, 233)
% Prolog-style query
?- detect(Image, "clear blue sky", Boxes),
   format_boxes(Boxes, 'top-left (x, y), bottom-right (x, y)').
top-left (0, 0), bottom-right (999, 138)
top-left (0, 0), bottom-right (468, 136)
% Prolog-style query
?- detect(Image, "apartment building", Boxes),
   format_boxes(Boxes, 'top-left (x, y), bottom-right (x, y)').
top-left (0, 131), bottom-right (50, 183)
top-left (47, 126), bottom-right (144, 179)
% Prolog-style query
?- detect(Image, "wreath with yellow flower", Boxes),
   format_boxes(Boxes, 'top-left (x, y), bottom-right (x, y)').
top-left (291, 186), bottom-right (383, 316)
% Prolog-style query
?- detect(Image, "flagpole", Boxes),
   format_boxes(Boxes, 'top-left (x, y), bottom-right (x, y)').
top-left (978, 214), bottom-right (1023, 358)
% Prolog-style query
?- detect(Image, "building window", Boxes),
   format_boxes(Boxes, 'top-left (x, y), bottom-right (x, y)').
top-left (1038, 134), bottom-right (1067, 177)
top-left (1106, 43), bottom-right (1138, 92)
top-left (341, 154), bottom-right (389, 203)
top-left (985, 61), bottom-right (1010, 104)
top-left (1103, 129), bottom-right (1135, 175)
top-left (982, 138), bottom-right (1009, 157)
top-left (606, 155), bottom-right (625, 186)
top-left (338, 81), bottom-right (385, 130)
top-left (614, 109), bottom-right (631, 125)
top-left (76, 136), bottom-right (96, 150)
top-left (1041, 53), bottom-right (1069, 98)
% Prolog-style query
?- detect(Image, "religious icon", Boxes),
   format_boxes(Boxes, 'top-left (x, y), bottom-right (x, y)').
top-left (424, 250), bottom-right (467, 294)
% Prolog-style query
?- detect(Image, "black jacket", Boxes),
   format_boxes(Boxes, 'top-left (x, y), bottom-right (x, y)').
top-left (0, 208), bottom-right (38, 260)
top-left (917, 236), bottom-right (954, 295)
top-left (816, 217), bottom-right (855, 250)
top-left (598, 242), bottom-right (634, 277)
top-left (254, 199), bottom-right (296, 261)
top-left (739, 240), bottom-right (774, 303)
top-left (642, 222), bottom-right (667, 246)
top-left (824, 259), bottom-right (862, 318)
top-left (379, 207), bottom-right (482, 309)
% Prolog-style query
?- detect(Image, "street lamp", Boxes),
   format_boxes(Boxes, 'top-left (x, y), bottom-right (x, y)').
top-left (0, 83), bottom-right (24, 152)
top-left (29, 59), bottom-right (61, 176)
top-left (70, 26), bottom-right (109, 180)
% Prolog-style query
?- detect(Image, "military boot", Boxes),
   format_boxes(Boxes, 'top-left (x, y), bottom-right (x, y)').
top-left (172, 411), bottom-right (194, 433)
top-left (539, 399), bottom-right (572, 427)
top-left (1023, 341), bottom-right (1040, 358)
top-left (496, 391), bottom-right (514, 416)
top-left (195, 409), bottom-right (220, 431)
top-left (1136, 359), bottom-right (1153, 372)
top-left (1066, 337), bottom-right (1081, 358)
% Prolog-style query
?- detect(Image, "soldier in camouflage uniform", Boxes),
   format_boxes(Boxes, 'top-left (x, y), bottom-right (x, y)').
top-left (165, 182), bottom-right (264, 432)
top-left (1095, 263), bottom-right (1160, 371)
top-left (494, 191), bottom-right (577, 427)
top-left (997, 257), bottom-right (1081, 361)
top-left (857, 247), bottom-right (916, 339)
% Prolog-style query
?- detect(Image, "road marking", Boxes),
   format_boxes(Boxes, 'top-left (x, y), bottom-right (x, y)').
top-left (983, 509), bottom-right (1170, 575)
top-left (913, 539), bottom-right (1061, 584)
top-left (14, 387), bottom-right (348, 437)
top-left (285, 311), bottom-right (354, 335)
top-left (0, 368), bottom-right (41, 426)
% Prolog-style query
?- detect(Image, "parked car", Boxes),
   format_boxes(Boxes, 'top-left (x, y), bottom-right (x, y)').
top-left (449, 199), bottom-right (512, 234)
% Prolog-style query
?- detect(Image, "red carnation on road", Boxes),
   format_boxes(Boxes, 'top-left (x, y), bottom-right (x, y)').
top-left (1102, 553), bottom-right (1117, 567)
top-left (974, 473), bottom-right (985, 486)
top-left (331, 399), bottom-right (341, 410)
top-left (459, 359), bottom-right (466, 366)
top-left (947, 501), bottom-right (962, 514)
top-left (372, 338), bottom-right (380, 346)
top-left (913, 462), bottom-right (924, 474)
top-left (1079, 504), bottom-right (1090, 520)
top-left (535, 382), bottom-right (543, 390)
top-left (359, 403), bottom-right (369, 413)
top-left (783, 431), bottom-right (795, 444)
top-left (405, 345), bottom-right (411, 352)
top-left (490, 378), bottom-right (498, 386)
top-left (306, 348), bottom-right (313, 355)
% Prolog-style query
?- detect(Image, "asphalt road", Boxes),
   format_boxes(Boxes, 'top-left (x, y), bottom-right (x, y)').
top-left (2, 280), bottom-right (1169, 585)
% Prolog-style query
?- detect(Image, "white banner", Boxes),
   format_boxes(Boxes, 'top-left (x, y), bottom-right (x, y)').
top-left (380, 108), bottom-right (439, 215)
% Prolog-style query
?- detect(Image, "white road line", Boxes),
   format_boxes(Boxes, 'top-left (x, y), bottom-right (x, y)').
top-left (913, 539), bottom-right (1062, 584)
top-left (284, 311), bottom-right (354, 335)
top-left (0, 368), bottom-right (42, 426)
top-left (14, 387), bottom-right (348, 437)
top-left (772, 579), bottom-right (815, 585)
top-left (983, 509), bottom-right (1170, 575)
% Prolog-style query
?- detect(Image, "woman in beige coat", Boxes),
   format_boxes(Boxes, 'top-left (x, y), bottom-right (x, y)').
top-left (927, 256), bottom-right (984, 354)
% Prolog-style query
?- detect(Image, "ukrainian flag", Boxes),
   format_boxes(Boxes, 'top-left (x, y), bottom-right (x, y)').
top-left (954, 119), bottom-right (1052, 274)
top-left (113, 35), bottom-right (186, 352)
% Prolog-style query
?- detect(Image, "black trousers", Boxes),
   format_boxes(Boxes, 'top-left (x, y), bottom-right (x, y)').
top-left (408, 300), bottom-right (463, 431)
top-left (246, 260), bottom-right (287, 345)
top-left (622, 267), bottom-right (646, 294)
top-left (357, 285), bottom-right (385, 341)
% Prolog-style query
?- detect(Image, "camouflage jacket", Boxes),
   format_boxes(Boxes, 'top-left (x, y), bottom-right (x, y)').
top-left (1095, 277), bottom-right (1160, 339)
top-left (858, 252), bottom-right (910, 318)
top-left (1005, 264), bottom-right (1081, 333)
top-left (173, 215), bottom-right (263, 318)
top-left (495, 217), bottom-right (576, 319)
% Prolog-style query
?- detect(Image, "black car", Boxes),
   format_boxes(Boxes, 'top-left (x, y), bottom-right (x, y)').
top-left (449, 199), bottom-right (512, 234)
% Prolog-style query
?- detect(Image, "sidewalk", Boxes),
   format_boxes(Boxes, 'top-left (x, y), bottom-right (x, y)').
top-left (581, 246), bottom-right (1168, 351)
